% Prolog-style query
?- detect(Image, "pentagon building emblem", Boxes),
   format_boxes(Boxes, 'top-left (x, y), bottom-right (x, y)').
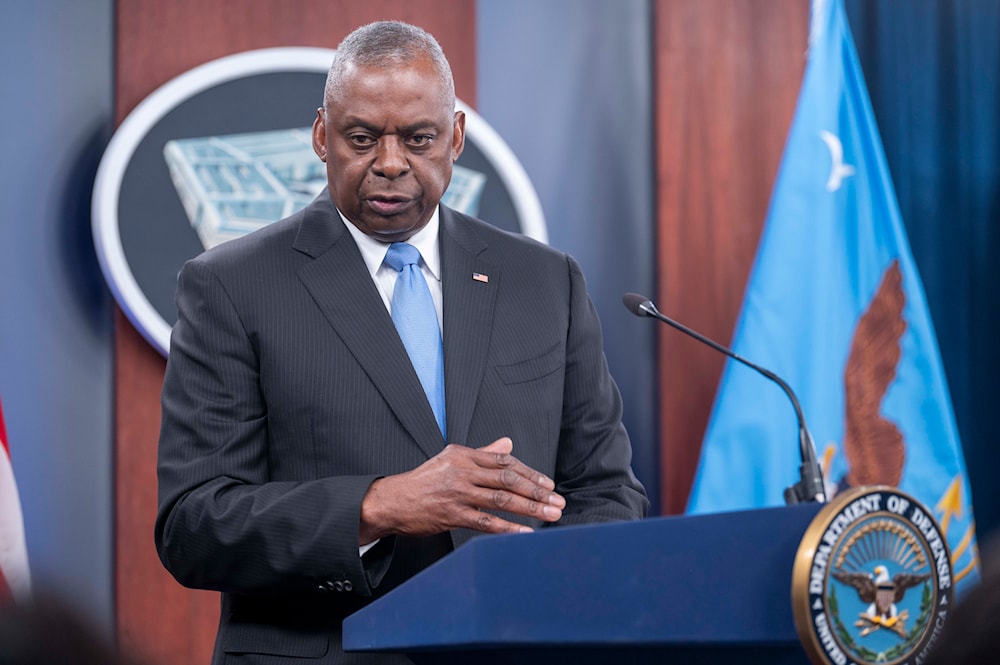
top-left (792, 486), bottom-right (952, 665)
top-left (162, 128), bottom-right (486, 251)
top-left (93, 47), bottom-right (546, 356)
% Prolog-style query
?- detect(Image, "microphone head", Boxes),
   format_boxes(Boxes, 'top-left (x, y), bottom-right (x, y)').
top-left (622, 292), bottom-right (653, 317)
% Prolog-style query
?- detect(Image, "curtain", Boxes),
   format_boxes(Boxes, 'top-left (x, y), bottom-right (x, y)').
top-left (847, 0), bottom-right (1000, 540)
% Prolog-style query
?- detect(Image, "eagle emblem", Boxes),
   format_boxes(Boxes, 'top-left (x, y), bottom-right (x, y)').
top-left (832, 565), bottom-right (930, 637)
top-left (840, 259), bottom-right (907, 492)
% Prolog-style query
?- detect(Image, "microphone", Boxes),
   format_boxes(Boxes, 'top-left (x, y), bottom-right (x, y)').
top-left (623, 292), bottom-right (826, 505)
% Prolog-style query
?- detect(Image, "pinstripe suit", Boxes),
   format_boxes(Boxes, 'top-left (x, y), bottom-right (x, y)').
top-left (155, 192), bottom-right (648, 664)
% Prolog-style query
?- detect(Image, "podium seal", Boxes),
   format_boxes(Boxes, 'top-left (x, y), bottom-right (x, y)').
top-left (792, 486), bottom-right (952, 665)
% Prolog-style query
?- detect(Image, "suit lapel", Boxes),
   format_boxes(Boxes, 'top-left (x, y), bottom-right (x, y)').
top-left (293, 195), bottom-right (445, 460)
top-left (440, 207), bottom-right (499, 447)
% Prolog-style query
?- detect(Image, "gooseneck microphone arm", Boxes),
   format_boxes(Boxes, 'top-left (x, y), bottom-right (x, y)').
top-left (623, 293), bottom-right (826, 505)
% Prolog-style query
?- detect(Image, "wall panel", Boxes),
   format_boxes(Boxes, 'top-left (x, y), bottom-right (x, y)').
top-left (653, 0), bottom-right (809, 513)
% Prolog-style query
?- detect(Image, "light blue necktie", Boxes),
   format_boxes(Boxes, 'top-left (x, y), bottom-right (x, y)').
top-left (384, 243), bottom-right (446, 438)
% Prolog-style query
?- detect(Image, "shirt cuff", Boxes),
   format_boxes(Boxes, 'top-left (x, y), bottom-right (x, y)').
top-left (359, 539), bottom-right (380, 557)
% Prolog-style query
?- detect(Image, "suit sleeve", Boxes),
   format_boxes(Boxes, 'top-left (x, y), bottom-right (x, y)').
top-left (154, 257), bottom-right (392, 596)
top-left (551, 256), bottom-right (649, 524)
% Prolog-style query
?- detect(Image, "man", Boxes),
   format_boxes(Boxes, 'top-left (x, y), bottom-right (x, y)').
top-left (155, 20), bottom-right (647, 665)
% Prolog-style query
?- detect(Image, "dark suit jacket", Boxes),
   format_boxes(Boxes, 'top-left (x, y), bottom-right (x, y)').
top-left (155, 193), bottom-right (648, 664)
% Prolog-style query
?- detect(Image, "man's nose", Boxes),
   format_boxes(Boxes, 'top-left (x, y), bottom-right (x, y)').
top-left (372, 137), bottom-right (409, 179)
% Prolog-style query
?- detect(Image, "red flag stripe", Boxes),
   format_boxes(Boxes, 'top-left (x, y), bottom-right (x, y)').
top-left (0, 398), bottom-right (8, 457)
top-left (0, 394), bottom-right (31, 602)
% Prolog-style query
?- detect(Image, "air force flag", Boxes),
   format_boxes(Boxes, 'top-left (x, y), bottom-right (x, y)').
top-left (686, 0), bottom-right (979, 590)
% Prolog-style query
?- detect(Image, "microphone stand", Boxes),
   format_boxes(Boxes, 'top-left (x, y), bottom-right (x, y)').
top-left (623, 293), bottom-right (826, 505)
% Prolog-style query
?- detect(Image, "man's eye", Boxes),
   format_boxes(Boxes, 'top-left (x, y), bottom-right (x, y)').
top-left (350, 135), bottom-right (376, 147)
top-left (408, 135), bottom-right (433, 147)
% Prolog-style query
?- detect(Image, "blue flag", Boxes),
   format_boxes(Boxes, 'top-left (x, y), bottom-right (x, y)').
top-left (686, 0), bottom-right (979, 589)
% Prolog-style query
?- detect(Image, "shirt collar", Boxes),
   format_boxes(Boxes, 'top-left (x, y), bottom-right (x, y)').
top-left (338, 207), bottom-right (442, 282)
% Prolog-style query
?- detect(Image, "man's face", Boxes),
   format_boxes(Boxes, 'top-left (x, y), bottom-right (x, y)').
top-left (312, 56), bottom-right (465, 243)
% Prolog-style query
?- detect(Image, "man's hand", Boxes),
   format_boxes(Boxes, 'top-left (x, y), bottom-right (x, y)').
top-left (359, 437), bottom-right (565, 544)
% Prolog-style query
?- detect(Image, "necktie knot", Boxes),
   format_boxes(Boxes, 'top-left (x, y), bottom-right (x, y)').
top-left (384, 243), bottom-right (421, 272)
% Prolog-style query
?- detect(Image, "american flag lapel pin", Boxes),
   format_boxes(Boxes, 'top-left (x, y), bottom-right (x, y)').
top-left (472, 272), bottom-right (489, 283)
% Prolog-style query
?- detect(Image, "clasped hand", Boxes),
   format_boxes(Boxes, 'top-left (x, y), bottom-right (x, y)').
top-left (359, 437), bottom-right (565, 544)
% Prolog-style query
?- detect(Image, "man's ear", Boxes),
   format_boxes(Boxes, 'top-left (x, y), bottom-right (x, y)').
top-left (312, 108), bottom-right (327, 162)
top-left (451, 110), bottom-right (466, 161)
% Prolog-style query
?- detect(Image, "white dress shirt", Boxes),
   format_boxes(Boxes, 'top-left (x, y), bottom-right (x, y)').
top-left (338, 208), bottom-right (443, 331)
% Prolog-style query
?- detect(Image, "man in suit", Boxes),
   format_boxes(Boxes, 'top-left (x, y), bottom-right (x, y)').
top-left (155, 20), bottom-right (648, 665)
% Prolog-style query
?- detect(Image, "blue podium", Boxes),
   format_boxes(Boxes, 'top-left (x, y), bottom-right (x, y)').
top-left (344, 504), bottom-right (823, 664)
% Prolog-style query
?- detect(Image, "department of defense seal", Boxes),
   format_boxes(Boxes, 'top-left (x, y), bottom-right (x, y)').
top-left (792, 486), bottom-right (952, 665)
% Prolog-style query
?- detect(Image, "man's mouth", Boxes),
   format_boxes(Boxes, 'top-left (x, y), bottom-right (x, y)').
top-left (366, 196), bottom-right (413, 216)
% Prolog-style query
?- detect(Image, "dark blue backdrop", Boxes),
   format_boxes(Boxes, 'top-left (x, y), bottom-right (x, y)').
top-left (847, 0), bottom-right (1000, 542)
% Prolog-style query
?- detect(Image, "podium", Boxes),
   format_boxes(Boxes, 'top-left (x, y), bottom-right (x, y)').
top-left (343, 504), bottom-right (823, 664)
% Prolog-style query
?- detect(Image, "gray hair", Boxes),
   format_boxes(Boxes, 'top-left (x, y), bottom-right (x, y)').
top-left (324, 21), bottom-right (455, 112)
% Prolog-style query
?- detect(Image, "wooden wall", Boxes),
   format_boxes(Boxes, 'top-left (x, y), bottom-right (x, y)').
top-left (112, 0), bottom-right (809, 660)
top-left (112, 2), bottom-right (476, 663)
top-left (653, 0), bottom-right (809, 513)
